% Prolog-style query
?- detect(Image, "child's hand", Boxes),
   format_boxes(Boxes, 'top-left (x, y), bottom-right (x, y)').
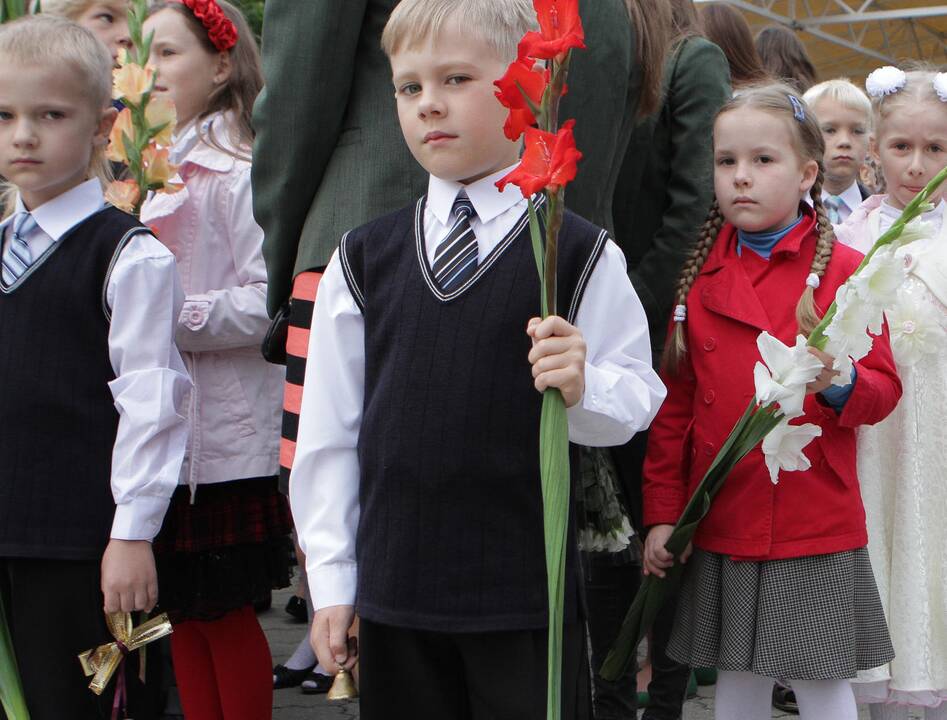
top-left (805, 347), bottom-right (841, 395)
top-left (311, 604), bottom-right (358, 674)
top-left (100, 539), bottom-right (158, 613)
top-left (526, 316), bottom-right (587, 408)
top-left (643, 524), bottom-right (692, 579)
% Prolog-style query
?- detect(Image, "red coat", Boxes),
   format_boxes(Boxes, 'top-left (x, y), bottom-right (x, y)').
top-left (642, 210), bottom-right (902, 560)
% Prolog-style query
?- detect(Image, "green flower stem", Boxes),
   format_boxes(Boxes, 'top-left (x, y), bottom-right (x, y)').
top-left (0, 592), bottom-right (30, 720)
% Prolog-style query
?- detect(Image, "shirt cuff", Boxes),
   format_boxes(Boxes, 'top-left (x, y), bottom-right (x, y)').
top-left (567, 363), bottom-right (634, 447)
top-left (111, 495), bottom-right (172, 541)
top-left (307, 562), bottom-right (358, 612)
top-left (820, 366), bottom-right (858, 410)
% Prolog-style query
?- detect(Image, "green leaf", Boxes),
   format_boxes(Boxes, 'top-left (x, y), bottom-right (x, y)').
top-left (539, 388), bottom-right (570, 720)
top-left (0, 592), bottom-right (30, 719)
top-left (527, 197), bottom-right (544, 283)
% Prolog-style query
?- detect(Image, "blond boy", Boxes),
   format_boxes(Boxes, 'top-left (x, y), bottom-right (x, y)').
top-left (288, 0), bottom-right (665, 717)
top-left (804, 78), bottom-right (873, 224)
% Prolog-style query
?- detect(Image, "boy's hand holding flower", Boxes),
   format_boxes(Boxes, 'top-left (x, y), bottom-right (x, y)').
top-left (527, 316), bottom-right (586, 407)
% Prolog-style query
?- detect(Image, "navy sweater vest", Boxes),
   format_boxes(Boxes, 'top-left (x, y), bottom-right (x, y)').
top-left (0, 207), bottom-right (149, 560)
top-left (340, 198), bottom-right (608, 632)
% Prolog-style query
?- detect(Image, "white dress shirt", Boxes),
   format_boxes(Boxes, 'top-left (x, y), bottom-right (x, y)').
top-left (0, 179), bottom-right (191, 541)
top-left (290, 165), bottom-right (667, 611)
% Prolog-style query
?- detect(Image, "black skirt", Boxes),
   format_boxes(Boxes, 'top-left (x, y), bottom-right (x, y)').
top-left (668, 547), bottom-right (894, 680)
top-left (153, 476), bottom-right (293, 622)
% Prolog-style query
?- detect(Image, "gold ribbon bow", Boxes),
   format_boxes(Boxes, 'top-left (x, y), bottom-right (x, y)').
top-left (78, 612), bottom-right (173, 695)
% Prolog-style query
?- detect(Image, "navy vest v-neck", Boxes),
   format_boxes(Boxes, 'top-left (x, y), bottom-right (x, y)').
top-left (340, 198), bottom-right (608, 632)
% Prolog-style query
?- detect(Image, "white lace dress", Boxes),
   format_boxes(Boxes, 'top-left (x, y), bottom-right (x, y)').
top-left (853, 201), bottom-right (947, 708)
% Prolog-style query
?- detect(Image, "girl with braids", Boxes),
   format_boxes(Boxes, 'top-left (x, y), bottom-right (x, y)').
top-left (641, 83), bottom-right (902, 720)
top-left (140, 1), bottom-right (292, 718)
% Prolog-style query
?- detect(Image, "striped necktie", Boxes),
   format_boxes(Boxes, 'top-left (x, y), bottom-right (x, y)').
top-left (1, 212), bottom-right (38, 286)
top-left (825, 195), bottom-right (843, 224)
top-left (433, 194), bottom-right (478, 292)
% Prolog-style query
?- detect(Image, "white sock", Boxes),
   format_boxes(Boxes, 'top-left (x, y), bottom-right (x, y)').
top-left (791, 678), bottom-right (857, 720)
top-left (284, 592), bottom-right (317, 671)
top-left (868, 703), bottom-right (910, 720)
top-left (714, 670), bottom-right (773, 720)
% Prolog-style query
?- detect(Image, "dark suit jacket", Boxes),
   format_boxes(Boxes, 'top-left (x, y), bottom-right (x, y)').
top-left (612, 36), bottom-right (731, 360)
top-left (560, 0), bottom-right (637, 240)
top-left (252, 0), bottom-right (428, 316)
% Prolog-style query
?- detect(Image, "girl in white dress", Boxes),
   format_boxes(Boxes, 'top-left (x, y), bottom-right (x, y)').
top-left (835, 66), bottom-right (947, 720)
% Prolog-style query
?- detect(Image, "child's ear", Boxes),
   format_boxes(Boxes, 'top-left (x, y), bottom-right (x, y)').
top-left (94, 106), bottom-right (118, 148)
top-left (213, 51), bottom-right (233, 86)
top-left (800, 158), bottom-right (819, 194)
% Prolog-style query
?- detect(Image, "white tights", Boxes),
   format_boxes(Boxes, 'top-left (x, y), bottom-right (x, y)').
top-left (715, 670), bottom-right (858, 720)
top-left (869, 702), bottom-right (947, 719)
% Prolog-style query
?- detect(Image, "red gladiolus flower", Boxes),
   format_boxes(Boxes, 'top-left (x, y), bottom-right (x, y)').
top-left (518, 0), bottom-right (585, 61)
top-left (496, 120), bottom-right (582, 198)
top-left (494, 57), bottom-right (548, 141)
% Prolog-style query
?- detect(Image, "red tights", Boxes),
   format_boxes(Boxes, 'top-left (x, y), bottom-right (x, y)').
top-left (171, 604), bottom-right (273, 720)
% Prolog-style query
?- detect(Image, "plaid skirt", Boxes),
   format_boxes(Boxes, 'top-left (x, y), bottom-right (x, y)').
top-left (153, 476), bottom-right (293, 622)
top-left (667, 547), bottom-right (894, 680)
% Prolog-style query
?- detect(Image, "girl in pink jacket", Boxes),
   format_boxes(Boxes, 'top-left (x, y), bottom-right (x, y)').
top-left (141, 2), bottom-right (291, 718)
top-left (836, 67), bottom-right (947, 720)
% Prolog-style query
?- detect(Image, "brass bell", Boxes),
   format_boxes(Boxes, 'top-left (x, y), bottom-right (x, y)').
top-left (327, 668), bottom-right (358, 701)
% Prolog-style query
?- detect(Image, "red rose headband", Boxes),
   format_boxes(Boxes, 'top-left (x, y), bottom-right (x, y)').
top-left (175, 0), bottom-right (238, 52)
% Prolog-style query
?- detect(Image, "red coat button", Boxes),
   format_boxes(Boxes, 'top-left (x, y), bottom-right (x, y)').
top-left (703, 390), bottom-right (716, 405)
top-left (704, 337), bottom-right (717, 351)
top-left (703, 442), bottom-right (715, 456)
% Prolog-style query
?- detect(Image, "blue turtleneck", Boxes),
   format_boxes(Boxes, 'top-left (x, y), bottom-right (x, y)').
top-left (737, 214), bottom-right (804, 259)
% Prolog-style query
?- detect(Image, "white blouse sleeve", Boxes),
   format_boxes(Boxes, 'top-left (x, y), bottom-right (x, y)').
top-left (106, 233), bottom-right (191, 541)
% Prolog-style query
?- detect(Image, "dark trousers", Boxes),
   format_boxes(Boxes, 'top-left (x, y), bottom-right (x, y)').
top-left (585, 561), bottom-right (640, 720)
top-left (641, 573), bottom-right (692, 720)
top-left (359, 618), bottom-right (591, 720)
top-left (0, 557), bottom-right (160, 720)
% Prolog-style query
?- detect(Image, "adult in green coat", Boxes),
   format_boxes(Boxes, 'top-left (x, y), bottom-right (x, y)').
top-left (610, 7), bottom-right (731, 719)
top-left (251, 0), bottom-right (427, 318)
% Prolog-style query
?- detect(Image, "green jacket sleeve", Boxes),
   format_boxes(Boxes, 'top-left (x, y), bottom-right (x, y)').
top-left (630, 38), bottom-right (731, 343)
top-left (251, 0), bottom-right (369, 316)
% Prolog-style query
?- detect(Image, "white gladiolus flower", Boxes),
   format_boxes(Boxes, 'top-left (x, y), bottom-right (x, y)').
top-left (892, 218), bottom-right (934, 250)
top-left (850, 248), bottom-right (908, 314)
top-left (886, 292), bottom-right (947, 366)
top-left (824, 285), bottom-right (877, 371)
top-left (865, 66), bottom-right (907, 97)
top-left (761, 418), bottom-right (822, 484)
top-left (753, 332), bottom-right (824, 418)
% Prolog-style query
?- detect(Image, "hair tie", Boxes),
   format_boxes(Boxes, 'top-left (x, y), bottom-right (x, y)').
top-left (673, 304), bottom-right (687, 323)
top-left (805, 273), bottom-right (820, 289)
top-left (787, 94), bottom-right (806, 122)
top-left (934, 73), bottom-right (947, 103)
top-left (176, 0), bottom-right (237, 52)
top-left (865, 66), bottom-right (906, 98)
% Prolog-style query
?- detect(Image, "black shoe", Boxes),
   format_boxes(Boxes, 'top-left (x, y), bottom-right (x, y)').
top-left (772, 683), bottom-right (799, 714)
top-left (273, 663), bottom-right (315, 689)
top-left (284, 595), bottom-right (308, 623)
top-left (300, 671), bottom-right (333, 695)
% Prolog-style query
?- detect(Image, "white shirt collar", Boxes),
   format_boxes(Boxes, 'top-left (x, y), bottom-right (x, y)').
top-left (3, 179), bottom-right (105, 241)
top-left (880, 196), bottom-right (945, 228)
top-left (170, 112), bottom-right (236, 172)
top-left (822, 180), bottom-right (862, 213)
top-left (427, 163), bottom-right (523, 227)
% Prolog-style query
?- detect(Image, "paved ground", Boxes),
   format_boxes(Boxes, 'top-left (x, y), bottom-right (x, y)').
top-left (263, 586), bottom-right (913, 719)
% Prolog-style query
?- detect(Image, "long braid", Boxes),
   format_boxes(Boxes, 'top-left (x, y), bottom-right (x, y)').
top-left (662, 200), bottom-right (725, 373)
top-left (796, 168), bottom-right (836, 335)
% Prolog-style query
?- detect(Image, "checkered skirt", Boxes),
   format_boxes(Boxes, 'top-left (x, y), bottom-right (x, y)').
top-left (667, 548), bottom-right (894, 680)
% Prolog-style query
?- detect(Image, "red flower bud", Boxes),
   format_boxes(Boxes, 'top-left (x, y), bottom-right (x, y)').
top-left (518, 0), bottom-right (585, 61)
top-left (494, 58), bottom-right (548, 141)
top-left (496, 120), bottom-right (582, 198)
